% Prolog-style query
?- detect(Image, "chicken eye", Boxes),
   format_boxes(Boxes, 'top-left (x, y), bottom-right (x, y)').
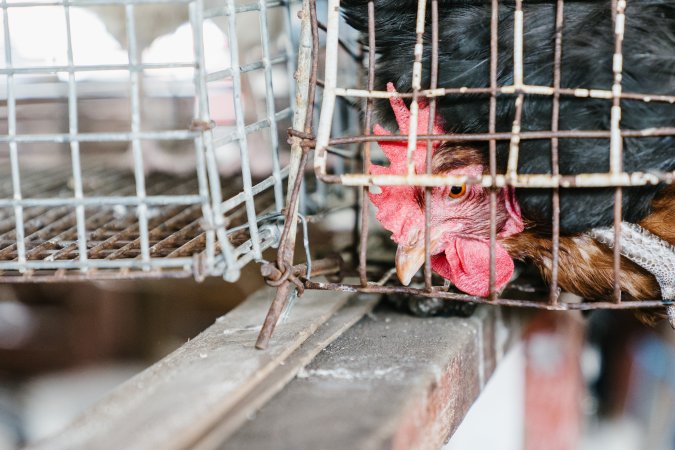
top-left (448, 184), bottom-right (467, 199)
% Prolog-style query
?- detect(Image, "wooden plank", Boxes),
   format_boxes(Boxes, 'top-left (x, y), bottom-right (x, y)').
top-left (29, 285), bottom-right (368, 450)
top-left (192, 294), bottom-right (379, 450)
top-left (225, 305), bottom-right (523, 450)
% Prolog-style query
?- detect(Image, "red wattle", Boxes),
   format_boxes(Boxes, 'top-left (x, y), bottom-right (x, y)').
top-left (431, 238), bottom-right (514, 297)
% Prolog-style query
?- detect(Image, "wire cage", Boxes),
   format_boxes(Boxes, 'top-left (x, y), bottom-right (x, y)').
top-left (255, 0), bottom-right (675, 346)
top-left (0, 0), bottom-right (304, 283)
top-left (1, 0), bottom-right (673, 348)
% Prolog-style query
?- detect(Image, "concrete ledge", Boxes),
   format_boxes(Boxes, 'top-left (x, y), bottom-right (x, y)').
top-left (30, 286), bottom-right (374, 450)
top-left (226, 303), bottom-right (523, 450)
top-left (30, 288), bottom-right (523, 450)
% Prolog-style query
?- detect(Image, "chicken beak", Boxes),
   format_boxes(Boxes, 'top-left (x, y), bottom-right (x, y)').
top-left (396, 242), bottom-right (427, 286)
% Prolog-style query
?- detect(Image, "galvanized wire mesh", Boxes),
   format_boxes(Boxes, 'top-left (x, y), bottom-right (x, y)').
top-left (0, 0), bottom-right (300, 281)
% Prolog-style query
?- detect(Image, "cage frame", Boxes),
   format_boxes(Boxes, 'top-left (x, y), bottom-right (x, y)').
top-left (0, 0), bottom-right (301, 282)
top-left (255, 0), bottom-right (675, 347)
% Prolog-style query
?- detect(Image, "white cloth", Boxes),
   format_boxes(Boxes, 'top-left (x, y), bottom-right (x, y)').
top-left (587, 222), bottom-right (675, 327)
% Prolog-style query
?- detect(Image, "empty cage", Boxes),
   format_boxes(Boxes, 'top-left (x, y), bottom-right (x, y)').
top-left (0, 0), bottom-right (303, 283)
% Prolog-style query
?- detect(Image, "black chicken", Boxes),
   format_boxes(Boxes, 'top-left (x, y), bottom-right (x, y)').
top-left (341, 0), bottom-right (675, 324)
top-left (341, 0), bottom-right (675, 234)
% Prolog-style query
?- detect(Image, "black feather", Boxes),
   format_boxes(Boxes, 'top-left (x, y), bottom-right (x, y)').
top-left (341, 0), bottom-right (675, 234)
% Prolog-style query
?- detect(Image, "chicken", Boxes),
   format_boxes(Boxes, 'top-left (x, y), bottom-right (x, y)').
top-left (370, 88), bottom-right (674, 325)
top-left (342, 0), bottom-right (675, 234)
top-left (342, 0), bottom-right (675, 324)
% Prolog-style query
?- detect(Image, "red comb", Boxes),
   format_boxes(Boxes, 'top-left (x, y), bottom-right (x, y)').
top-left (369, 83), bottom-right (445, 242)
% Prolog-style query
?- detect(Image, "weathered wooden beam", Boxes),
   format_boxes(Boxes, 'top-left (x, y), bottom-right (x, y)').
top-left (225, 305), bottom-right (523, 449)
top-left (192, 294), bottom-right (379, 450)
top-left (30, 286), bottom-right (375, 450)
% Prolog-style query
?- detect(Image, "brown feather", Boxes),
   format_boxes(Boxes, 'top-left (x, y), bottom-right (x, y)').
top-left (503, 185), bottom-right (675, 325)
top-left (431, 144), bottom-right (674, 325)
top-left (637, 184), bottom-right (675, 246)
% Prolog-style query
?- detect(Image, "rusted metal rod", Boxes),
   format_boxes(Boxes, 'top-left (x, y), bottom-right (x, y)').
top-left (303, 280), bottom-right (672, 310)
top-left (256, 0), bottom-right (319, 349)
top-left (358, 0), bottom-right (376, 287)
top-left (256, 282), bottom-right (294, 349)
top-left (261, 255), bottom-right (343, 282)
top-left (487, 0), bottom-right (499, 301)
top-left (548, 0), bottom-right (564, 305)
top-left (318, 127), bottom-right (675, 147)
top-left (330, 85), bottom-right (675, 104)
top-left (610, 0), bottom-right (627, 303)
top-left (290, 0), bottom-right (673, 323)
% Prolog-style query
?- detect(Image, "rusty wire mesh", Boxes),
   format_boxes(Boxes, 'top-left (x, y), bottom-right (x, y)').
top-left (255, 0), bottom-right (675, 346)
top-left (314, 0), bottom-right (674, 305)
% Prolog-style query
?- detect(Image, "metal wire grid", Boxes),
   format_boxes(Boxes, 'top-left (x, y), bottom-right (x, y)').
top-left (254, 0), bottom-right (675, 347)
top-left (0, 165), bottom-right (281, 281)
top-left (193, 0), bottom-right (299, 281)
top-left (0, 0), bottom-right (299, 281)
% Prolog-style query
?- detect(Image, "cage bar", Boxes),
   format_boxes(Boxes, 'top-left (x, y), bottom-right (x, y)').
top-left (125, 3), bottom-right (152, 268)
top-left (488, 0), bottom-right (499, 300)
top-left (1, 0), bottom-right (27, 270)
top-left (610, 0), bottom-right (627, 302)
top-left (357, 0), bottom-right (375, 287)
top-left (423, 0), bottom-right (439, 291)
top-left (63, 0), bottom-right (89, 270)
top-left (258, 0), bottom-right (284, 212)
top-left (225, 0), bottom-right (262, 260)
top-left (548, 0), bottom-right (564, 305)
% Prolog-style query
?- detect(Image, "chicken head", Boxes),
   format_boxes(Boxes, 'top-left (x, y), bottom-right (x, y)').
top-left (369, 84), bottom-right (524, 296)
